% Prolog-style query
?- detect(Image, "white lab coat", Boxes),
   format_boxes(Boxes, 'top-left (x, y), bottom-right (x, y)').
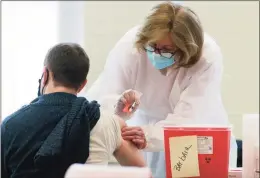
top-left (86, 26), bottom-right (238, 178)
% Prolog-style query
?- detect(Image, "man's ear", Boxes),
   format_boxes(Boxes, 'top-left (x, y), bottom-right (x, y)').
top-left (77, 79), bottom-right (87, 93)
top-left (42, 67), bottom-right (49, 85)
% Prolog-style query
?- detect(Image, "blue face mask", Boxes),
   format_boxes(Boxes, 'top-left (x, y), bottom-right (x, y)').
top-left (146, 51), bottom-right (175, 70)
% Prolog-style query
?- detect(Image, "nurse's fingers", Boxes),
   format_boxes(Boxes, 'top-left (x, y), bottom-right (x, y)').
top-left (123, 136), bottom-right (144, 142)
top-left (128, 90), bottom-right (136, 102)
top-left (121, 130), bottom-right (135, 136)
top-left (123, 92), bottom-right (130, 104)
top-left (132, 138), bottom-right (147, 149)
top-left (123, 90), bottom-right (133, 102)
top-left (122, 134), bottom-right (143, 139)
top-left (121, 126), bottom-right (141, 132)
top-left (121, 130), bottom-right (144, 137)
top-left (122, 135), bottom-right (135, 140)
top-left (120, 97), bottom-right (127, 104)
top-left (132, 138), bottom-right (145, 144)
top-left (122, 131), bottom-right (144, 139)
top-left (123, 90), bottom-right (136, 104)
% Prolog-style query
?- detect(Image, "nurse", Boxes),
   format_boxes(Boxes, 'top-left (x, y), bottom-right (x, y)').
top-left (86, 2), bottom-right (237, 178)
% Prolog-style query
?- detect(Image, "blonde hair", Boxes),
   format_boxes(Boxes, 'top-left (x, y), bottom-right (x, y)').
top-left (135, 2), bottom-right (204, 68)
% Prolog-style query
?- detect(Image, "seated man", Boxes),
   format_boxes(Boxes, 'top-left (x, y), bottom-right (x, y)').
top-left (1, 43), bottom-right (145, 178)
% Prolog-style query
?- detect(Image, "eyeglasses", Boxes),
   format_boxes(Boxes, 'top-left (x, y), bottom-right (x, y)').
top-left (144, 45), bottom-right (177, 59)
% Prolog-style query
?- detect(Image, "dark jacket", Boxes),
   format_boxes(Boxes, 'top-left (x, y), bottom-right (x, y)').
top-left (1, 92), bottom-right (100, 178)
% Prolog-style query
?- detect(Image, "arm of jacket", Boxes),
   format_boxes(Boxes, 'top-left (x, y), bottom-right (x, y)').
top-left (141, 42), bottom-right (226, 152)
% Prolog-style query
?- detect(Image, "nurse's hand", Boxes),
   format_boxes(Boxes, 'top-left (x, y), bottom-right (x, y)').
top-left (121, 126), bottom-right (147, 149)
top-left (114, 89), bottom-right (141, 119)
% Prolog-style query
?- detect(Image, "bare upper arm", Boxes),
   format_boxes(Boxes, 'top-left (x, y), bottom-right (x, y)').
top-left (113, 116), bottom-right (146, 167)
top-left (113, 139), bottom-right (146, 167)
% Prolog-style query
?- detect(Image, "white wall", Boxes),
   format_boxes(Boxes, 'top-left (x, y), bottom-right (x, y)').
top-left (58, 1), bottom-right (86, 46)
top-left (84, 1), bottom-right (259, 139)
top-left (1, 2), bottom-right (87, 119)
top-left (2, 2), bottom-right (59, 118)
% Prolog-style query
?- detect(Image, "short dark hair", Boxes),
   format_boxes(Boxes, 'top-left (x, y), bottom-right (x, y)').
top-left (44, 43), bottom-right (90, 90)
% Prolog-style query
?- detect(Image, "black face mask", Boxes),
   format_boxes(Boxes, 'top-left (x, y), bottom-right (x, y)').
top-left (37, 70), bottom-right (49, 97)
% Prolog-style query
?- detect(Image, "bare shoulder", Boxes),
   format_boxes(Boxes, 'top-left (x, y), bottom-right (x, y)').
top-left (93, 109), bottom-right (123, 148)
top-left (91, 110), bottom-right (121, 134)
top-left (113, 114), bottom-right (127, 128)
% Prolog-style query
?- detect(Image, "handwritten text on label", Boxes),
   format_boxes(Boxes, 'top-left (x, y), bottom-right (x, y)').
top-left (173, 145), bottom-right (192, 171)
top-left (169, 136), bottom-right (200, 177)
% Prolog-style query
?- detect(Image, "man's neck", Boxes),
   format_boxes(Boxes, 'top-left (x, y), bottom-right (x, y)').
top-left (44, 86), bottom-right (77, 96)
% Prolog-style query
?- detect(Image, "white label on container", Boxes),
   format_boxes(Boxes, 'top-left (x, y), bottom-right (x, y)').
top-left (197, 136), bottom-right (213, 154)
top-left (169, 136), bottom-right (200, 178)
